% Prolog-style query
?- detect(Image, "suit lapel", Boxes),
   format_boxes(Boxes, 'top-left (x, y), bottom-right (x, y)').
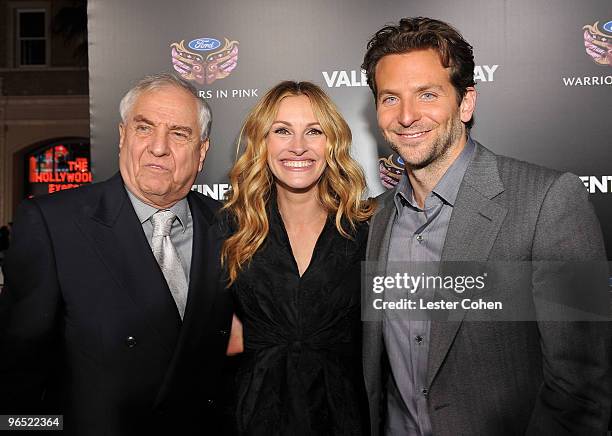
top-left (427, 143), bottom-right (508, 387)
top-left (154, 192), bottom-right (223, 407)
top-left (74, 174), bottom-right (181, 354)
top-left (182, 193), bottom-right (220, 325)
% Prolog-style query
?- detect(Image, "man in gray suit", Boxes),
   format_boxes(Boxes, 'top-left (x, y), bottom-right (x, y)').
top-left (361, 17), bottom-right (610, 435)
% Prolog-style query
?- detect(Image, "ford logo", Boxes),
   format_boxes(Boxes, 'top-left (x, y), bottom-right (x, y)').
top-left (188, 38), bottom-right (221, 51)
top-left (603, 20), bottom-right (612, 33)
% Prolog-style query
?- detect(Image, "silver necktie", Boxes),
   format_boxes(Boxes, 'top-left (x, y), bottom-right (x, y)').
top-left (150, 210), bottom-right (188, 319)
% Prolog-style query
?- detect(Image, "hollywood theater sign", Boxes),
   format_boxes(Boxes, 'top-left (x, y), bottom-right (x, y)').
top-left (26, 139), bottom-right (92, 197)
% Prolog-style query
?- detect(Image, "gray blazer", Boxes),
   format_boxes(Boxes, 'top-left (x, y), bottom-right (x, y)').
top-left (363, 141), bottom-right (611, 435)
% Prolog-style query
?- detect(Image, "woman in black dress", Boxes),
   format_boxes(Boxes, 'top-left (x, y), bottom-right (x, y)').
top-left (222, 81), bottom-right (374, 435)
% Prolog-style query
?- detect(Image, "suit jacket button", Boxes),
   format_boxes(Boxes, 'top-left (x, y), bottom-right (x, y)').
top-left (206, 399), bottom-right (214, 407)
top-left (219, 329), bottom-right (229, 337)
top-left (125, 336), bottom-right (137, 348)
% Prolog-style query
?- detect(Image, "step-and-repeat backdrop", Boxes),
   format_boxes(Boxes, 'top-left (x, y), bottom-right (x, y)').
top-left (88, 0), bottom-right (611, 252)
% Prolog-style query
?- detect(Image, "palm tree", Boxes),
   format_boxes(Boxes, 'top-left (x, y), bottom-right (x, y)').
top-left (52, 0), bottom-right (88, 66)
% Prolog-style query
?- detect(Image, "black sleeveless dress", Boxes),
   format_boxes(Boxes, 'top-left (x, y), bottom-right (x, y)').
top-left (230, 200), bottom-right (368, 435)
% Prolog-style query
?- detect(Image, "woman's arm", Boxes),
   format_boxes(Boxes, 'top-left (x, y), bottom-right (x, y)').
top-left (226, 313), bottom-right (244, 356)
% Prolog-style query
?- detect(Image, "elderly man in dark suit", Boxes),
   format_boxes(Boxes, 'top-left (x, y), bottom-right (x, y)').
top-left (362, 17), bottom-right (610, 435)
top-left (0, 73), bottom-right (233, 435)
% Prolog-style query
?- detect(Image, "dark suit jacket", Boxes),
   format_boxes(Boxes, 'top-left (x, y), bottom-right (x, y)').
top-left (0, 173), bottom-right (234, 435)
top-left (364, 142), bottom-right (611, 435)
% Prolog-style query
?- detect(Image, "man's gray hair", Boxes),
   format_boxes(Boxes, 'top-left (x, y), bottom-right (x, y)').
top-left (119, 73), bottom-right (212, 141)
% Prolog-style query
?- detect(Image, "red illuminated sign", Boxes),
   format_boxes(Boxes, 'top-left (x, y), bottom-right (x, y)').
top-left (26, 140), bottom-right (91, 197)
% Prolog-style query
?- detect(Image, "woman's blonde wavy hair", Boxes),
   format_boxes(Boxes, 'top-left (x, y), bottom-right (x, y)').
top-left (221, 81), bottom-right (374, 286)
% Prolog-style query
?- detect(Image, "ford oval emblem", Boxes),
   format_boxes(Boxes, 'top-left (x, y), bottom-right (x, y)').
top-left (603, 20), bottom-right (612, 33)
top-left (188, 38), bottom-right (221, 51)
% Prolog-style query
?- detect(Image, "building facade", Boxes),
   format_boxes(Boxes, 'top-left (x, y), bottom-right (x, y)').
top-left (0, 0), bottom-right (89, 225)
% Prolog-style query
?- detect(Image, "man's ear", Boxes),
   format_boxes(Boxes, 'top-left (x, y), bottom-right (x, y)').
top-left (118, 123), bottom-right (126, 151)
top-left (198, 138), bottom-right (210, 172)
top-left (460, 87), bottom-right (477, 124)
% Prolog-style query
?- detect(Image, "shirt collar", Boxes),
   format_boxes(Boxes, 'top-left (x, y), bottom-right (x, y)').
top-left (125, 187), bottom-right (190, 232)
top-left (393, 136), bottom-right (475, 214)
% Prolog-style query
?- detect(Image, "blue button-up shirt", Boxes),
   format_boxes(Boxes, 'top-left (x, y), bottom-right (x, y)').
top-left (383, 139), bottom-right (475, 435)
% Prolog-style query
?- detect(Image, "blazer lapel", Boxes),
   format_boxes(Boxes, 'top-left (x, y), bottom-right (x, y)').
top-left (366, 190), bottom-right (396, 264)
top-left (427, 143), bottom-right (508, 387)
top-left (74, 174), bottom-right (181, 355)
top-left (363, 191), bottom-right (396, 411)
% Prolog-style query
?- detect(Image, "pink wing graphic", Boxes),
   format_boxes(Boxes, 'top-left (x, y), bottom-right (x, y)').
top-left (170, 39), bottom-right (239, 85)
top-left (378, 155), bottom-right (403, 189)
top-left (583, 22), bottom-right (612, 66)
top-left (204, 39), bottom-right (239, 84)
top-left (170, 40), bottom-right (206, 84)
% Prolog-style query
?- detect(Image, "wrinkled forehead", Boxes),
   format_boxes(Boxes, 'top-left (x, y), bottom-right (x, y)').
top-left (130, 86), bottom-right (200, 125)
top-left (133, 85), bottom-right (197, 109)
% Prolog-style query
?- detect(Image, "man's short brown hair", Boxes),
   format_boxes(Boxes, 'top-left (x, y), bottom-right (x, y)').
top-left (362, 17), bottom-right (475, 128)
